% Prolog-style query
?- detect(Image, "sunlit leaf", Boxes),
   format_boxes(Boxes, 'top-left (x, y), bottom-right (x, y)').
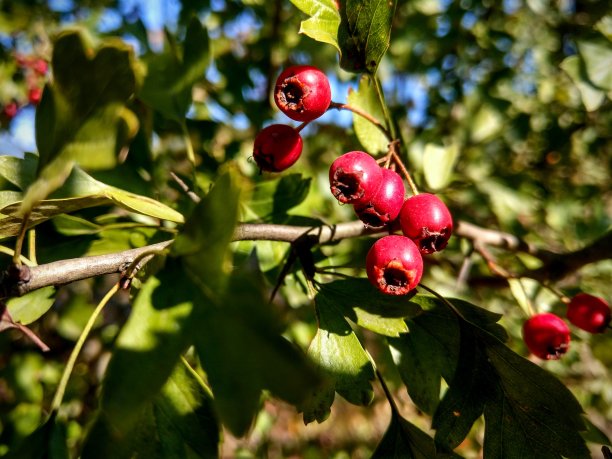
top-left (6, 287), bottom-right (56, 325)
top-left (0, 153), bottom-right (38, 190)
top-left (577, 39), bottom-right (612, 91)
top-left (423, 143), bottom-right (459, 191)
top-left (560, 55), bottom-right (606, 111)
top-left (346, 75), bottom-right (389, 155)
top-left (289, 0), bottom-right (341, 52)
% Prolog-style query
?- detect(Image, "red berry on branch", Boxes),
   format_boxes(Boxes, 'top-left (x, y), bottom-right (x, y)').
top-left (366, 235), bottom-right (423, 296)
top-left (28, 87), bottom-right (43, 105)
top-left (274, 65), bottom-right (331, 122)
top-left (2, 102), bottom-right (19, 120)
top-left (252, 124), bottom-right (303, 172)
top-left (355, 168), bottom-right (405, 229)
top-left (399, 193), bottom-right (453, 254)
top-left (522, 313), bottom-right (570, 360)
top-left (566, 293), bottom-right (611, 334)
top-left (329, 151), bottom-right (382, 205)
top-left (31, 58), bottom-right (48, 75)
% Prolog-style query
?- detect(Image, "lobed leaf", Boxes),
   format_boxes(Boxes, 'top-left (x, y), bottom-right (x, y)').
top-left (290, 0), bottom-right (341, 53)
top-left (244, 173), bottom-right (311, 223)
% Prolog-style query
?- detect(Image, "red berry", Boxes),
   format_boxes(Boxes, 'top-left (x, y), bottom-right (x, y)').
top-left (329, 151), bottom-right (382, 205)
top-left (522, 313), bottom-right (570, 360)
top-left (28, 87), bottom-right (43, 105)
top-left (355, 168), bottom-right (405, 228)
top-left (399, 193), bottom-right (453, 254)
top-left (366, 235), bottom-right (423, 296)
top-left (274, 65), bottom-right (331, 122)
top-left (566, 293), bottom-right (610, 334)
top-left (3, 102), bottom-right (19, 120)
top-left (253, 124), bottom-right (303, 172)
top-left (31, 58), bottom-right (48, 75)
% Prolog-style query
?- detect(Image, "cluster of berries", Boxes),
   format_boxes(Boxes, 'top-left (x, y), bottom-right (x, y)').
top-left (522, 293), bottom-right (611, 360)
top-left (253, 65), bottom-right (331, 172)
top-left (253, 65), bottom-right (453, 297)
top-left (1, 54), bottom-right (47, 125)
top-left (328, 151), bottom-right (452, 295)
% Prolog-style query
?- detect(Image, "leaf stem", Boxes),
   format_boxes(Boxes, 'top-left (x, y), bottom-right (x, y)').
top-left (12, 213), bottom-right (30, 265)
top-left (28, 230), bottom-right (38, 266)
top-left (373, 77), bottom-right (397, 140)
top-left (0, 246), bottom-right (36, 267)
top-left (181, 122), bottom-right (196, 166)
top-left (180, 355), bottom-right (213, 398)
top-left (376, 369), bottom-right (400, 416)
top-left (389, 142), bottom-right (418, 195)
top-left (329, 101), bottom-right (392, 140)
top-left (49, 282), bottom-right (120, 414)
top-left (418, 283), bottom-right (466, 321)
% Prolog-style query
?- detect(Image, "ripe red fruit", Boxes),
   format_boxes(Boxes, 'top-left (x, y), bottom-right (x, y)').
top-left (399, 193), bottom-right (453, 254)
top-left (566, 293), bottom-right (611, 334)
top-left (355, 168), bottom-right (405, 228)
top-left (366, 235), bottom-right (423, 295)
top-left (28, 87), bottom-right (43, 105)
top-left (253, 124), bottom-right (303, 172)
top-left (274, 65), bottom-right (331, 122)
top-left (329, 151), bottom-right (382, 205)
top-left (2, 102), bottom-right (19, 120)
top-left (522, 313), bottom-right (570, 360)
top-left (31, 58), bottom-right (48, 75)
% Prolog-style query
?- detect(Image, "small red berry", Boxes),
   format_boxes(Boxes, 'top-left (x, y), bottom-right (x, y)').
top-left (522, 313), bottom-right (570, 360)
top-left (366, 235), bottom-right (423, 296)
top-left (355, 168), bottom-right (405, 228)
top-left (274, 65), bottom-right (331, 122)
top-left (329, 151), bottom-right (382, 205)
top-left (253, 124), bottom-right (303, 172)
top-left (28, 87), bottom-right (43, 105)
top-left (2, 102), bottom-right (19, 120)
top-left (399, 193), bottom-right (453, 254)
top-left (566, 293), bottom-right (610, 334)
top-left (31, 58), bottom-right (48, 75)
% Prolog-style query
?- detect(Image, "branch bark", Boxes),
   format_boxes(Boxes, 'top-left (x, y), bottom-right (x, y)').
top-left (2, 221), bottom-right (610, 298)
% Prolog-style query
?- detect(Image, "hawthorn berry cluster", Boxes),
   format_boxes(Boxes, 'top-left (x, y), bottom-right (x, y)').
top-left (522, 293), bottom-right (611, 360)
top-left (254, 65), bottom-right (454, 297)
top-left (0, 54), bottom-right (47, 125)
top-left (252, 65), bottom-right (331, 172)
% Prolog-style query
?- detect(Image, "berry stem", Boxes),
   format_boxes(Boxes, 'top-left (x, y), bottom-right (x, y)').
top-left (389, 142), bottom-right (419, 195)
top-left (295, 121), bottom-right (310, 133)
top-left (540, 282), bottom-right (570, 304)
top-left (49, 281), bottom-right (120, 415)
top-left (329, 101), bottom-right (392, 140)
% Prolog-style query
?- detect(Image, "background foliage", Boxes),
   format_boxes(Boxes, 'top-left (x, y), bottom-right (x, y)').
top-left (0, 0), bottom-right (610, 457)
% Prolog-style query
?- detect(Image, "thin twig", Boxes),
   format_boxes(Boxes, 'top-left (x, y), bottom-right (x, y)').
top-left (389, 142), bottom-right (418, 196)
top-left (170, 171), bottom-right (201, 204)
top-left (329, 101), bottom-right (392, 140)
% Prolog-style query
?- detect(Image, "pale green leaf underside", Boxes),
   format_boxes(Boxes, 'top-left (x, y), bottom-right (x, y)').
top-left (290, 0), bottom-right (341, 52)
top-left (423, 143), bottom-right (459, 191)
top-left (347, 75), bottom-right (388, 155)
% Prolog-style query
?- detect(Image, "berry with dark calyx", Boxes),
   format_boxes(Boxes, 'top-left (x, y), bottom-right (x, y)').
top-left (274, 65), bottom-right (331, 122)
top-left (329, 151), bottom-right (382, 205)
top-left (399, 193), bottom-right (453, 254)
top-left (366, 235), bottom-right (423, 296)
top-left (253, 124), bottom-right (303, 172)
top-left (566, 293), bottom-right (611, 333)
top-left (522, 313), bottom-right (570, 360)
top-left (355, 168), bottom-right (405, 228)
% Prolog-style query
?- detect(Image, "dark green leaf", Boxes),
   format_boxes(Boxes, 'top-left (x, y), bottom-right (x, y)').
top-left (346, 75), bottom-right (389, 155)
top-left (99, 261), bottom-right (198, 432)
top-left (338, 0), bottom-right (397, 73)
top-left (372, 411), bottom-right (454, 459)
top-left (289, 0), bottom-right (341, 53)
top-left (4, 414), bottom-right (68, 459)
top-left (82, 360), bottom-right (219, 459)
top-left (317, 278), bottom-right (421, 337)
top-left (193, 262), bottom-right (320, 436)
top-left (245, 174), bottom-right (311, 222)
top-left (432, 318), bottom-right (590, 458)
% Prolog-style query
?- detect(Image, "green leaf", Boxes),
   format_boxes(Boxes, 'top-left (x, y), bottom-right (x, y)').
top-left (346, 75), bottom-right (389, 155)
top-left (82, 360), bottom-right (219, 459)
top-left (4, 414), bottom-right (68, 459)
top-left (469, 104), bottom-right (503, 143)
top-left (289, 0), bottom-right (341, 53)
top-left (37, 29), bottom-right (140, 170)
top-left (6, 287), bottom-right (56, 325)
top-left (433, 319), bottom-right (590, 458)
top-left (139, 17), bottom-right (210, 121)
top-left (317, 278), bottom-right (421, 337)
top-left (338, 0), bottom-right (398, 73)
top-left (0, 153), bottom-right (38, 190)
top-left (423, 143), bottom-right (459, 191)
top-left (560, 55), bottom-right (606, 111)
top-left (193, 263), bottom-right (320, 436)
top-left (244, 174), bottom-right (311, 222)
top-left (577, 39), bottom-right (612, 91)
top-left (0, 166), bottom-right (183, 238)
top-left (372, 411), bottom-right (450, 459)
top-left (172, 167), bottom-right (241, 291)
top-left (300, 290), bottom-right (376, 423)
top-left (99, 262), bottom-right (198, 432)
